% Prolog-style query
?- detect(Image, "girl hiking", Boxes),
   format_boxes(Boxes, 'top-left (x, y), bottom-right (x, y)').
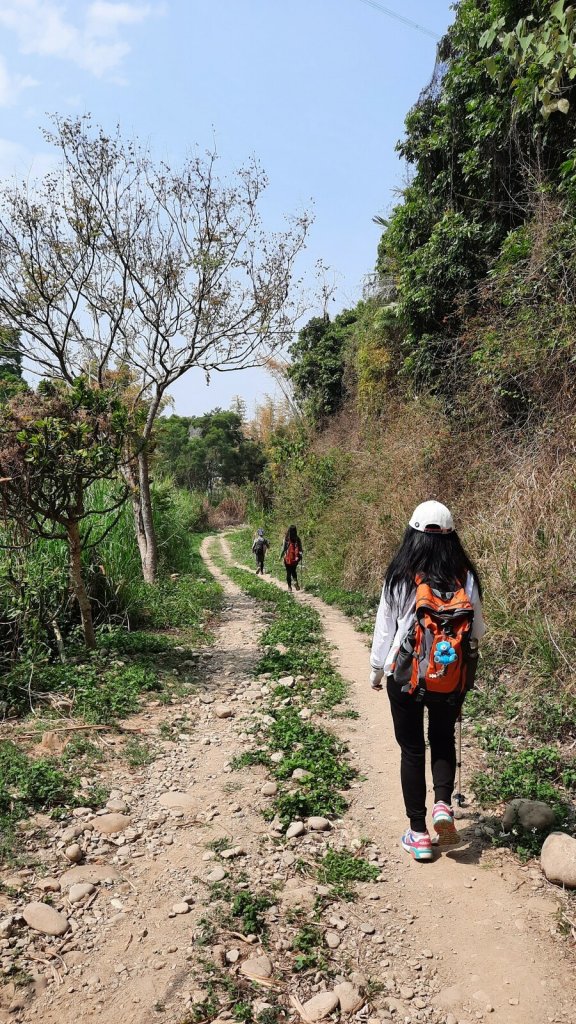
top-left (252, 528), bottom-right (269, 575)
top-left (281, 525), bottom-right (303, 591)
top-left (369, 501), bottom-right (485, 862)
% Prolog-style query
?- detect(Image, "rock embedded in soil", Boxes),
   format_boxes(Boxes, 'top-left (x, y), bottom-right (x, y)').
top-left (221, 845), bottom-right (245, 858)
top-left (65, 843), bottom-right (83, 863)
top-left (541, 832), bottom-right (576, 888)
top-left (106, 798), bottom-right (128, 813)
top-left (286, 821), bottom-right (305, 839)
top-left (214, 704), bottom-right (233, 719)
top-left (23, 902), bottom-right (69, 937)
top-left (261, 782), bottom-right (278, 796)
top-left (292, 768), bottom-right (312, 782)
top-left (172, 902), bottom-right (191, 915)
top-left (60, 865), bottom-right (120, 886)
top-left (334, 982), bottom-right (364, 1013)
top-left (92, 813), bottom-right (131, 835)
top-left (69, 883), bottom-right (95, 904)
top-left (503, 799), bottom-right (556, 832)
top-left (240, 955), bottom-right (273, 980)
top-left (307, 816), bottom-right (331, 831)
top-left (158, 791), bottom-right (195, 811)
top-left (206, 865), bottom-right (227, 883)
top-left (37, 877), bottom-right (61, 893)
top-left (325, 930), bottom-right (341, 949)
top-left (301, 991), bottom-right (340, 1021)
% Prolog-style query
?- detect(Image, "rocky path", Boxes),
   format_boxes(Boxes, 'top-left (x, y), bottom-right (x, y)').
top-left (0, 533), bottom-right (573, 1024)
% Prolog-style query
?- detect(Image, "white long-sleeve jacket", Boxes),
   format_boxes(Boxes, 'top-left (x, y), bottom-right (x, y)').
top-left (370, 573), bottom-right (486, 674)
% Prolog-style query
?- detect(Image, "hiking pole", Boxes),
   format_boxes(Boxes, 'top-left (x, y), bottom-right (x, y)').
top-left (453, 712), bottom-right (465, 807)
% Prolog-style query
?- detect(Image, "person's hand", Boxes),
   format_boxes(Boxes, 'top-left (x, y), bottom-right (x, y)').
top-left (370, 667), bottom-right (384, 690)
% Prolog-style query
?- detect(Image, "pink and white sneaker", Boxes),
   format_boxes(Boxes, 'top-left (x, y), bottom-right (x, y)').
top-left (401, 829), bottom-right (434, 861)
top-left (432, 801), bottom-right (460, 845)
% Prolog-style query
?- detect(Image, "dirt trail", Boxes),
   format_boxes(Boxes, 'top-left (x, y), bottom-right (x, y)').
top-left (4, 533), bottom-right (573, 1024)
top-left (219, 534), bottom-right (574, 1024)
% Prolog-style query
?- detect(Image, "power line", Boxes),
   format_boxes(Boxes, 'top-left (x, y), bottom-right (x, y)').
top-left (356, 0), bottom-right (441, 41)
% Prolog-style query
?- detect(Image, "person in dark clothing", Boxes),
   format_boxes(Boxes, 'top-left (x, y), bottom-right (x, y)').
top-left (252, 528), bottom-right (269, 574)
top-left (369, 500), bottom-right (485, 861)
top-left (280, 525), bottom-right (303, 591)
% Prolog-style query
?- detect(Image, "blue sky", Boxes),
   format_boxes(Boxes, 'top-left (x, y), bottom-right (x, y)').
top-left (0, 0), bottom-right (454, 416)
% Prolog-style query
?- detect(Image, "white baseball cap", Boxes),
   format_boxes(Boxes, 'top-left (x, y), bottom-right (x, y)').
top-left (409, 500), bottom-right (454, 534)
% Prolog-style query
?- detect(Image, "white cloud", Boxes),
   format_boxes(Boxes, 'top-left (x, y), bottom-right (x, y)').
top-left (0, 0), bottom-right (158, 79)
top-left (0, 55), bottom-right (37, 105)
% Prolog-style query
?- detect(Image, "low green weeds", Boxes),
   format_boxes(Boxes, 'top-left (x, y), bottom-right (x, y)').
top-left (471, 745), bottom-right (574, 808)
top-left (317, 848), bottom-right (380, 898)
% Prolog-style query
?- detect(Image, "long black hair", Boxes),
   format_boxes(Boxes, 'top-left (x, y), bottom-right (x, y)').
top-left (286, 525), bottom-right (299, 544)
top-left (384, 527), bottom-right (482, 603)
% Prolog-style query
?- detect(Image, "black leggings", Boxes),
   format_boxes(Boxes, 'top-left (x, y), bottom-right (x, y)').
top-left (285, 563), bottom-right (298, 587)
top-left (387, 677), bottom-right (462, 834)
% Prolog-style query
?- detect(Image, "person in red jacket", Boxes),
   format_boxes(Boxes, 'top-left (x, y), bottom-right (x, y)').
top-left (280, 525), bottom-right (303, 591)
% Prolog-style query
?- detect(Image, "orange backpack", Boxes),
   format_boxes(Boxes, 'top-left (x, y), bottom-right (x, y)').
top-left (393, 577), bottom-right (478, 701)
top-left (284, 541), bottom-right (300, 566)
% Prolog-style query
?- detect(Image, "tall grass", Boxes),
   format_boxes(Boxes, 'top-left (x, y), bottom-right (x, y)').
top-left (257, 403), bottom-right (576, 716)
top-left (0, 479), bottom-right (215, 667)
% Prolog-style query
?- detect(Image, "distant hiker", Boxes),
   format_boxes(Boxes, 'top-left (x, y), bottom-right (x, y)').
top-left (281, 525), bottom-right (303, 591)
top-left (252, 527), bottom-right (270, 574)
top-left (369, 501), bottom-right (485, 862)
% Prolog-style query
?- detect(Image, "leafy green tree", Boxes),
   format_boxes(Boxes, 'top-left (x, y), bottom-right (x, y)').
top-left (155, 410), bottom-right (266, 493)
top-left (287, 310), bottom-right (357, 423)
top-left (375, 0), bottom-right (576, 387)
top-left (0, 380), bottom-right (130, 649)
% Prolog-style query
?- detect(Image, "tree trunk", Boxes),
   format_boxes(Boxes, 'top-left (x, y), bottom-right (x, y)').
top-left (121, 442), bottom-right (159, 584)
top-left (137, 447), bottom-right (158, 584)
top-left (67, 519), bottom-right (96, 649)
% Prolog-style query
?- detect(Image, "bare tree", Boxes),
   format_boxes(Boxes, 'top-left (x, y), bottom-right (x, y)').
top-left (0, 116), bottom-right (311, 581)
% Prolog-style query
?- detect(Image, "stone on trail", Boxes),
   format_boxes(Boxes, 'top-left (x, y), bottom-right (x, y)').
top-left (301, 991), bottom-right (340, 1021)
top-left (158, 791), bottom-right (196, 811)
top-left (37, 877), bottom-right (61, 893)
top-left (286, 821), bottom-right (305, 839)
top-left (307, 816), bottom-right (331, 831)
top-left (541, 832), bottom-right (576, 888)
top-left (292, 768), bottom-right (312, 782)
top-left (23, 902), bottom-right (69, 937)
top-left (324, 930), bottom-right (341, 949)
top-left (64, 843), bottom-right (83, 863)
top-left (240, 954), bottom-right (273, 980)
top-left (60, 864), bottom-right (120, 886)
top-left (172, 902), bottom-right (191, 915)
top-left (261, 782), bottom-right (278, 796)
top-left (221, 846), bottom-right (245, 859)
top-left (502, 799), bottom-right (556, 832)
top-left (334, 982), bottom-right (364, 1013)
top-left (206, 865), bottom-right (227, 883)
top-left (270, 751), bottom-right (284, 764)
top-left (61, 823), bottom-right (91, 843)
top-left (215, 704), bottom-right (233, 719)
top-left (92, 813), bottom-right (131, 834)
top-left (68, 883), bottom-right (95, 904)
top-left (106, 798), bottom-right (128, 813)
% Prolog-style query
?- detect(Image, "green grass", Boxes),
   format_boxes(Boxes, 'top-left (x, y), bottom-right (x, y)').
top-left (471, 745), bottom-right (574, 809)
top-left (229, 889), bottom-right (274, 935)
top-left (317, 847), bottom-right (380, 898)
top-left (221, 561), bottom-right (357, 827)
